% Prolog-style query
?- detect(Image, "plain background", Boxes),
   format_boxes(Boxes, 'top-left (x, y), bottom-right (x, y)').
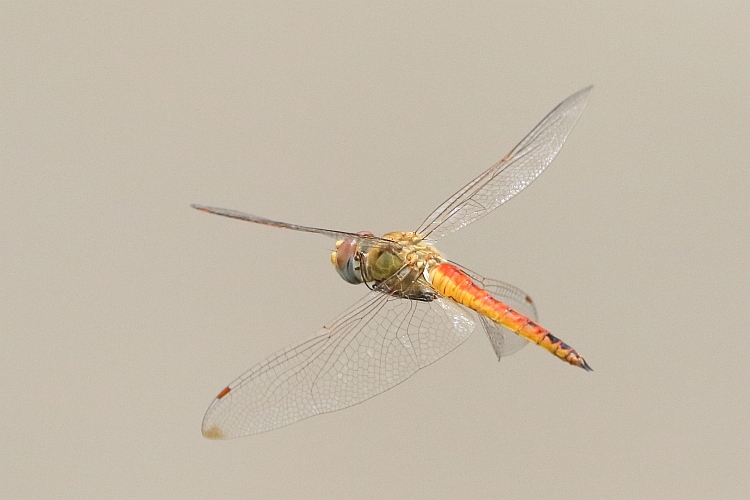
top-left (2, 2), bottom-right (748, 499)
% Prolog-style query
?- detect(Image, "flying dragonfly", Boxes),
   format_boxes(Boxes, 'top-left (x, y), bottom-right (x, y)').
top-left (194, 86), bottom-right (593, 439)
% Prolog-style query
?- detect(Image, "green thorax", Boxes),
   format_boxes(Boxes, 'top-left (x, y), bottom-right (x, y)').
top-left (362, 231), bottom-right (446, 283)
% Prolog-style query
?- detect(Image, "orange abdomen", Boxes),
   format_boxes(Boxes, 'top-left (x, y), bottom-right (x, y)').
top-left (428, 263), bottom-right (591, 371)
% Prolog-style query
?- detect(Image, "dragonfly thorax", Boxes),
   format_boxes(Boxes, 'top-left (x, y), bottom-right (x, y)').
top-left (331, 231), bottom-right (446, 287)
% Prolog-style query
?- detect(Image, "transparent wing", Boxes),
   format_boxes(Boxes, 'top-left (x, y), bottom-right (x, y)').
top-left (202, 292), bottom-right (476, 438)
top-left (192, 204), bottom-right (394, 247)
top-left (417, 86), bottom-right (592, 241)
top-left (454, 263), bottom-right (537, 360)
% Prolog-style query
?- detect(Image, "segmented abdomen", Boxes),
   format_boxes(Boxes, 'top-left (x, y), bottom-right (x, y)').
top-left (428, 263), bottom-right (591, 371)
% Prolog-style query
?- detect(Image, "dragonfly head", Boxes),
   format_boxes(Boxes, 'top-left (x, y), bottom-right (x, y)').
top-left (331, 232), bottom-right (373, 285)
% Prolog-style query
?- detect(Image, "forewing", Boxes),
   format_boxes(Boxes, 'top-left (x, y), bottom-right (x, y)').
top-left (417, 86), bottom-right (592, 241)
top-left (202, 292), bottom-right (476, 438)
top-left (457, 265), bottom-right (538, 360)
top-left (192, 204), bottom-right (393, 247)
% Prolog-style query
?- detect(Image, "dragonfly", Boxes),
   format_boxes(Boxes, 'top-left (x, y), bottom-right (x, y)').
top-left (194, 86), bottom-right (593, 439)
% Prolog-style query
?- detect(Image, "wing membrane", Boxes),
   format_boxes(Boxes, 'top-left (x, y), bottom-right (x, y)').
top-left (417, 86), bottom-right (592, 241)
top-left (202, 292), bottom-right (476, 438)
top-left (192, 204), bottom-right (393, 246)
top-left (454, 264), bottom-right (537, 360)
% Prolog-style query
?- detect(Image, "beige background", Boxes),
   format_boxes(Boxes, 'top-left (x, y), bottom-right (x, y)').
top-left (2, 2), bottom-right (748, 499)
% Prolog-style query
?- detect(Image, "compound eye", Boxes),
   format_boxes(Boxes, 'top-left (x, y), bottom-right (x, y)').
top-left (332, 237), bottom-right (363, 284)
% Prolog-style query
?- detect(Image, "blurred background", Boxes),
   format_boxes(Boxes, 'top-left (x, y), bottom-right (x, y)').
top-left (1, 2), bottom-right (748, 498)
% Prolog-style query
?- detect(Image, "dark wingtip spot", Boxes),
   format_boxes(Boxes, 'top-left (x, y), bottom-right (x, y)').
top-left (217, 386), bottom-right (231, 399)
top-left (525, 295), bottom-right (533, 304)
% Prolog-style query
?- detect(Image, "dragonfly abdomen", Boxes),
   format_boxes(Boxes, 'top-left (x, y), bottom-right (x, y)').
top-left (428, 263), bottom-right (592, 371)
